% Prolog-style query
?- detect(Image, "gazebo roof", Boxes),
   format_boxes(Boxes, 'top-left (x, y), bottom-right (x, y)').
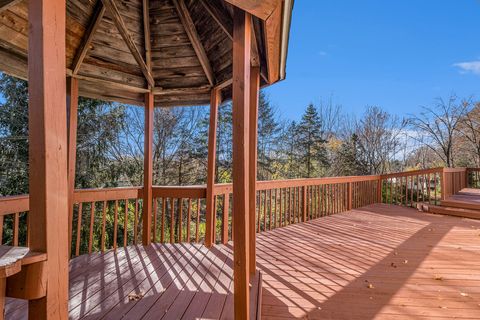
top-left (0, 0), bottom-right (293, 107)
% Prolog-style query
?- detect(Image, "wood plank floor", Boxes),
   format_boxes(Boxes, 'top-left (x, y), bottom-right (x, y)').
top-left (5, 242), bottom-right (262, 319)
top-left (257, 203), bottom-right (480, 319)
top-left (5, 203), bottom-right (480, 319)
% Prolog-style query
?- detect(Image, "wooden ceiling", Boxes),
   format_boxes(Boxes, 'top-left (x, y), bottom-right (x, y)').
top-left (0, 0), bottom-right (292, 107)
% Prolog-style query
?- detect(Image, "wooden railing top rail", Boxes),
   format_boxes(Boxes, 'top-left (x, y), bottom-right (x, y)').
top-left (0, 195), bottom-right (29, 216)
top-left (443, 168), bottom-right (468, 173)
top-left (152, 185), bottom-right (206, 198)
top-left (73, 187), bottom-right (143, 203)
top-left (379, 167), bottom-right (444, 179)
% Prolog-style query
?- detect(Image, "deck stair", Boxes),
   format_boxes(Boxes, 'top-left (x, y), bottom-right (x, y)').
top-left (424, 188), bottom-right (480, 219)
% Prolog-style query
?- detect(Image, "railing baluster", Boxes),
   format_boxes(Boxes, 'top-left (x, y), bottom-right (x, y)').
top-left (13, 212), bottom-right (19, 246)
top-left (88, 202), bottom-right (95, 254)
top-left (178, 198), bottom-right (183, 242)
top-left (113, 200), bottom-right (118, 250)
top-left (222, 194), bottom-right (229, 244)
top-left (170, 198), bottom-right (175, 243)
top-left (134, 199), bottom-right (138, 245)
top-left (161, 198), bottom-right (166, 243)
top-left (187, 198), bottom-right (192, 242)
top-left (76, 202), bottom-right (83, 256)
top-left (153, 198), bottom-right (157, 242)
top-left (196, 198), bottom-right (200, 243)
top-left (124, 199), bottom-right (128, 248)
top-left (101, 201), bottom-right (106, 252)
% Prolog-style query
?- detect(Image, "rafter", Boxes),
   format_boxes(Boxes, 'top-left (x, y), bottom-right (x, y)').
top-left (199, 0), bottom-right (233, 40)
top-left (143, 0), bottom-right (152, 88)
top-left (173, 0), bottom-right (215, 86)
top-left (0, 0), bottom-right (22, 12)
top-left (71, 2), bottom-right (106, 75)
top-left (102, 0), bottom-right (155, 88)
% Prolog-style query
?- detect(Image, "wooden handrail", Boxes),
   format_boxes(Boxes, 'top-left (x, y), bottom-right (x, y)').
top-left (0, 166), bottom-right (478, 256)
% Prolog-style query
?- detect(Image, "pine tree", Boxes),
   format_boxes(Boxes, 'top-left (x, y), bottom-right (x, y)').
top-left (257, 91), bottom-right (281, 180)
top-left (297, 104), bottom-right (328, 178)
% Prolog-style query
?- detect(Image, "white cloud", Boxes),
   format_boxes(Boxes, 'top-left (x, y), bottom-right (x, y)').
top-left (453, 61), bottom-right (480, 75)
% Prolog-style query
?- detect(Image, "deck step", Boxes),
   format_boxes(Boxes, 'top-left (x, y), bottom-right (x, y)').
top-left (441, 199), bottom-right (480, 211)
top-left (424, 204), bottom-right (480, 220)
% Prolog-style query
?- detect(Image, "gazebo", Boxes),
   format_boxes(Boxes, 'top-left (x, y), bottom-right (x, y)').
top-left (0, 0), bottom-right (293, 319)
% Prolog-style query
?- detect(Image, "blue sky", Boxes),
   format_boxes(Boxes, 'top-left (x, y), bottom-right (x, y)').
top-left (264, 0), bottom-right (480, 121)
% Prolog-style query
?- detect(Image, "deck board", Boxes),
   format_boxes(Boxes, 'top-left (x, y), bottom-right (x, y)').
top-left (257, 203), bottom-right (480, 319)
top-left (5, 203), bottom-right (480, 319)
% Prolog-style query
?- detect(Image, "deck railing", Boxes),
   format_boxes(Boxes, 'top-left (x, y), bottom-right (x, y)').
top-left (0, 167), bottom-right (476, 257)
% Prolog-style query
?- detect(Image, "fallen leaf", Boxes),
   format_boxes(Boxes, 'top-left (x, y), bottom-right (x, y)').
top-left (128, 292), bottom-right (144, 301)
top-left (390, 262), bottom-right (397, 268)
top-left (403, 260), bottom-right (408, 264)
top-left (460, 292), bottom-right (469, 297)
top-left (434, 275), bottom-right (443, 281)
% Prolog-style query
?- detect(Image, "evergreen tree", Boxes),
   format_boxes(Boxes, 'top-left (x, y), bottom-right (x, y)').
top-left (257, 91), bottom-right (281, 180)
top-left (331, 134), bottom-right (364, 176)
top-left (0, 74), bottom-right (29, 195)
top-left (297, 104), bottom-right (328, 178)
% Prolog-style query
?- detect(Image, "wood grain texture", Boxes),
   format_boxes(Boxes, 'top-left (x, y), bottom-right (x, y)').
top-left (27, 0), bottom-right (69, 318)
top-left (205, 88), bottom-right (220, 247)
top-left (142, 92), bottom-right (154, 245)
top-left (232, 7), bottom-right (252, 319)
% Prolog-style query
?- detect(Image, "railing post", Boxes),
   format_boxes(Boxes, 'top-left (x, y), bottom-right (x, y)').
top-left (440, 168), bottom-right (446, 201)
top-left (205, 88), bottom-right (220, 248)
top-left (377, 177), bottom-right (382, 203)
top-left (347, 182), bottom-right (353, 210)
top-left (302, 186), bottom-right (308, 222)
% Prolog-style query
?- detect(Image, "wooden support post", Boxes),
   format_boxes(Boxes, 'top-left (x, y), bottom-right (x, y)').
top-left (249, 66), bottom-right (259, 274)
top-left (28, 0), bottom-right (69, 318)
top-left (205, 88), bottom-right (220, 247)
top-left (232, 7), bottom-right (251, 320)
top-left (67, 77), bottom-right (79, 253)
top-left (142, 92), bottom-right (154, 246)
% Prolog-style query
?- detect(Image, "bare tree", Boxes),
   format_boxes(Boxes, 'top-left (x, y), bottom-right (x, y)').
top-left (458, 102), bottom-right (480, 166)
top-left (355, 106), bottom-right (406, 174)
top-left (408, 94), bottom-right (471, 167)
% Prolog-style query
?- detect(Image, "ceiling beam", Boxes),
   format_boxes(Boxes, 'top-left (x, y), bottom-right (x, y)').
top-left (71, 2), bottom-right (106, 75)
top-left (143, 0), bottom-right (152, 89)
top-left (0, 0), bottom-right (22, 12)
top-left (102, 0), bottom-right (155, 88)
top-left (152, 86), bottom-right (211, 96)
top-left (66, 68), bottom-right (150, 93)
top-left (173, 0), bottom-right (215, 86)
top-left (222, 0), bottom-right (281, 21)
top-left (199, 0), bottom-right (233, 40)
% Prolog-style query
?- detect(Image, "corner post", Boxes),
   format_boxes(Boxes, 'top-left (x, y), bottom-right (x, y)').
top-left (232, 7), bottom-right (251, 319)
top-left (249, 66), bottom-right (260, 274)
top-left (28, 0), bottom-right (69, 318)
top-left (347, 182), bottom-right (353, 210)
top-left (377, 177), bottom-right (383, 203)
top-left (206, 88), bottom-right (221, 247)
top-left (67, 77), bottom-right (79, 252)
top-left (142, 92), bottom-right (154, 246)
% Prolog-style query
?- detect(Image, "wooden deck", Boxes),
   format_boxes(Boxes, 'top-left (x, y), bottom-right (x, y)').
top-left (5, 243), bottom-right (261, 320)
top-left (257, 204), bottom-right (480, 319)
top-left (5, 203), bottom-right (480, 319)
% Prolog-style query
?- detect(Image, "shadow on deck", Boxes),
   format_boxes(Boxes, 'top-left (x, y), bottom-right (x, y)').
top-left (5, 204), bottom-right (480, 319)
top-left (258, 203), bottom-right (480, 319)
top-left (5, 242), bottom-right (261, 319)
